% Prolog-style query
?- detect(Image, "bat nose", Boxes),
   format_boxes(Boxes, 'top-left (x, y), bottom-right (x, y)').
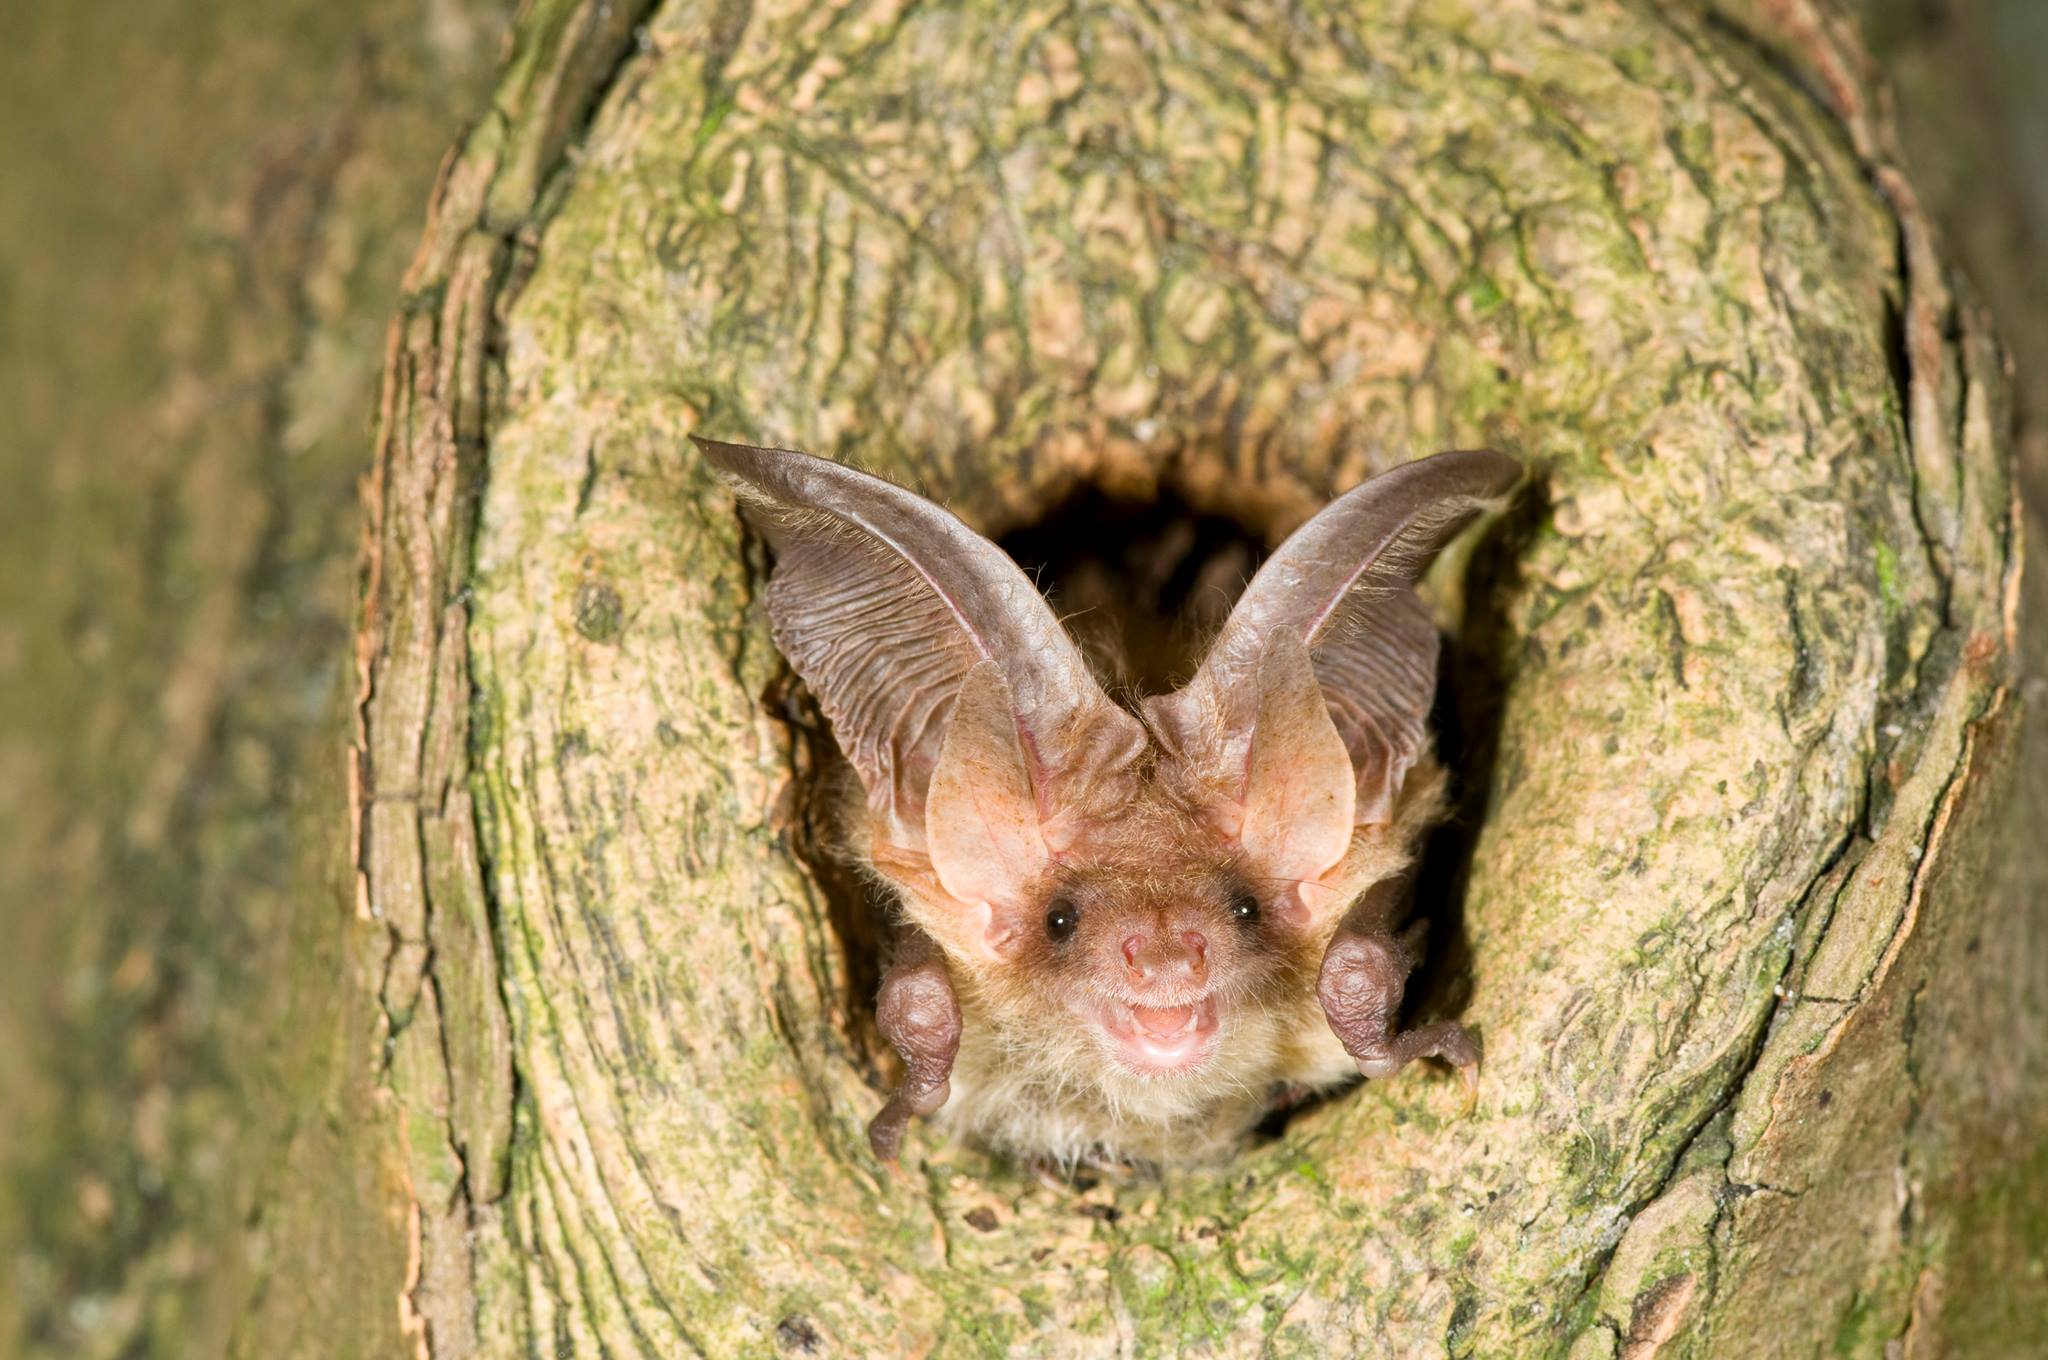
top-left (1121, 930), bottom-right (1208, 987)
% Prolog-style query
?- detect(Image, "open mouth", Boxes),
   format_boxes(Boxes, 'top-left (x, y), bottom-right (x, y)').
top-left (1099, 996), bottom-right (1222, 1074)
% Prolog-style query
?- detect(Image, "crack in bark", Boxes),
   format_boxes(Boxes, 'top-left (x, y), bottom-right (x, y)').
top-left (1553, 11), bottom-right (2019, 1348)
top-left (354, 1), bottom-right (665, 1353)
top-left (403, 0), bottom-right (2031, 1352)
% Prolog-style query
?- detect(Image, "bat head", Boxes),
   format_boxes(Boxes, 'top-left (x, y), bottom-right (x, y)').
top-left (944, 790), bottom-right (1325, 1081)
top-left (697, 437), bottom-right (1516, 1093)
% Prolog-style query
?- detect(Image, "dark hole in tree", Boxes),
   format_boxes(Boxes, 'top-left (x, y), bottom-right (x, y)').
top-left (775, 475), bottom-right (1530, 1141)
top-left (997, 486), bottom-right (1264, 697)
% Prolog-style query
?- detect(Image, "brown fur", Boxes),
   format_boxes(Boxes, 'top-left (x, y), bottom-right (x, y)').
top-left (856, 749), bottom-right (1445, 1168)
top-left (695, 438), bottom-right (1516, 1168)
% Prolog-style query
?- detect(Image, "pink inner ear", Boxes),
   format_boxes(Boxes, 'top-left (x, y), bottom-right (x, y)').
top-left (1238, 637), bottom-right (1356, 895)
top-left (924, 663), bottom-right (1052, 943)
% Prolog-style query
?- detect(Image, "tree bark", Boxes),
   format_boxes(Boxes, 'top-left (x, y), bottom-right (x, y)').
top-left (1843, 0), bottom-right (2048, 1350)
top-left (358, 0), bottom-right (2043, 1352)
top-left (6, 0), bottom-right (2045, 1356)
top-left (0, 1), bottom-right (512, 1356)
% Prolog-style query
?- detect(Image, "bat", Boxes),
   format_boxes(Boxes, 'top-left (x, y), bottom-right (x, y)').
top-left (696, 436), bottom-right (1520, 1168)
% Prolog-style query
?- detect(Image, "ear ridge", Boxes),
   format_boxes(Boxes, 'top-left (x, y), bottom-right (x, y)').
top-left (697, 436), bottom-right (1146, 858)
top-left (1316, 585), bottom-right (1439, 824)
top-left (1157, 448), bottom-right (1518, 830)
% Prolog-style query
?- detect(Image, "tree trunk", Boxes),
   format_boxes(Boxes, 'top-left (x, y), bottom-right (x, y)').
top-left (0, 0), bottom-right (512, 1356)
top-left (5, 0), bottom-right (2044, 1356)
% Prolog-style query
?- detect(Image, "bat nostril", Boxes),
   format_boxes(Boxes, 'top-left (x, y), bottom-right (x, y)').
top-left (1183, 930), bottom-right (1207, 961)
top-left (1122, 934), bottom-right (1146, 970)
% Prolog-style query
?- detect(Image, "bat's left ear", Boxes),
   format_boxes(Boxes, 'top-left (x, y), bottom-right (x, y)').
top-left (696, 435), bottom-right (1148, 957)
top-left (1149, 450), bottom-right (1520, 919)
top-left (1230, 634), bottom-right (1358, 917)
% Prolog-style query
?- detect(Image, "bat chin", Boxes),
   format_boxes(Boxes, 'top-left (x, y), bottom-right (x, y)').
top-left (1098, 995), bottom-right (1223, 1076)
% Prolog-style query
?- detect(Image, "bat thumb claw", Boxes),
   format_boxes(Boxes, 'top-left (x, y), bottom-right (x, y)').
top-left (1457, 1060), bottom-right (1481, 1117)
top-left (869, 1078), bottom-right (952, 1165)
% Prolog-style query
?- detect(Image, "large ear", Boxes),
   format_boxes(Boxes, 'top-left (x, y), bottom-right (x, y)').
top-left (1236, 634), bottom-right (1359, 893)
top-left (696, 437), bottom-right (1146, 883)
top-left (1149, 449), bottom-right (1519, 872)
top-left (922, 662), bottom-right (1051, 954)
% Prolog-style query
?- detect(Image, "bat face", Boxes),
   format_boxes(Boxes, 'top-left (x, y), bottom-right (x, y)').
top-left (697, 436), bottom-right (1517, 1164)
top-left (982, 798), bottom-right (1294, 1080)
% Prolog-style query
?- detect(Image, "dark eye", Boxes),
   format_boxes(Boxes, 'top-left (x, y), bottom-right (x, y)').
top-left (1045, 897), bottom-right (1080, 942)
top-left (1229, 889), bottom-right (1261, 925)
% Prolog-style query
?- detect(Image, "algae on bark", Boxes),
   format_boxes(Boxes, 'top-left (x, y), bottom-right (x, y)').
top-left (3, 0), bottom-right (2040, 1355)
top-left (0, 1), bottom-right (511, 1357)
top-left (359, 0), bottom-right (2038, 1353)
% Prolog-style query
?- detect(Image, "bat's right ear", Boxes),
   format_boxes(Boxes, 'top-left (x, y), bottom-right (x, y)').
top-left (696, 437), bottom-right (1145, 953)
top-left (1149, 449), bottom-right (1520, 921)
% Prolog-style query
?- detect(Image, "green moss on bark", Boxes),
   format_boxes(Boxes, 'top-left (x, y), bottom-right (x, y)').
top-left (0, 1), bottom-right (511, 1356)
top-left (7, 0), bottom-right (2037, 1354)
top-left (428, 0), bottom-right (2037, 1353)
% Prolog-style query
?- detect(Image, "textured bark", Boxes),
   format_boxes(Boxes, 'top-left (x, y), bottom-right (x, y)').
top-left (0, 2), bottom-right (512, 1356)
top-left (351, 0), bottom-right (2042, 1353)
top-left (5, 0), bottom-right (2044, 1356)
top-left (1848, 2), bottom-right (2048, 1353)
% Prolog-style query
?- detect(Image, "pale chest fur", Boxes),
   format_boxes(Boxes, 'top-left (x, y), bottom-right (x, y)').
top-left (932, 982), bottom-right (1361, 1167)
top-left (912, 769), bottom-right (1444, 1167)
